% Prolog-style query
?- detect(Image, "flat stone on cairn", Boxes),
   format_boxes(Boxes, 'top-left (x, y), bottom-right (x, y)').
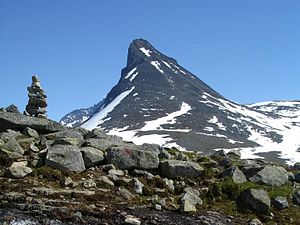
top-left (25, 75), bottom-right (48, 118)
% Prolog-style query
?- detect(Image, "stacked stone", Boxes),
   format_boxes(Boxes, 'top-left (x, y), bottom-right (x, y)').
top-left (25, 75), bottom-right (47, 118)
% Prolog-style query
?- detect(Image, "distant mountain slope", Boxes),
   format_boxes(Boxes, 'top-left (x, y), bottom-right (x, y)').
top-left (61, 39), bottom-right (300, 164)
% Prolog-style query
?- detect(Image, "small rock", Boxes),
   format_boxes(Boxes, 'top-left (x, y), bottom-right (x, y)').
top-left (223, 166), bottom-right (247, 184)
top-left (159, 149), bottom-right (172, 159)
top-left (108, 169), bottom-right (125, 176)
top-left (271, 196), bottom-right (289, 210)
top-left (163, 178), bottom-right (175, 192)
top-left (82, 179), bottom-right (96, 189)
top-left (124, 215), bottom-right (141, 225)
top-left (248, 218), bottom-right (263, 225)
top-left (7, 161), bottom-right (32, 179)
top-left (132, 178), bottom-right (144, 195)
top-left (118, 188), bottom-right (135, 201)
top-left (154, 204), bottom-right (162, 211)
top-left (100, 164), bottom-right (116, 171)
top-left (63, 177), bottom-right (74, 187)
top-left (97, 176), bottom-right (115, 187)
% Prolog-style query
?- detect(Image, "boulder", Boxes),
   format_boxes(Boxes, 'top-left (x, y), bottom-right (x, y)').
top-left (6, 104), bottom-right (20, 113)
top-left (294, 173), bottom-right (300, 183)
top-left (249, 165), bottom-right (289, 187)
top-left (271, 196), bottom-right (289, 210)
top-left (106, 146), bottom-right (159, 170)
top-left (45, 145), bottom-right (85, 172)
top-left (81, 147), bottom-right (105, 168)
top-left (7, 161), bottom-right (32, 178)
top-left (52, 138), bottom-right (81, 146)
top-left (84, 128), bottom-right (107, 139)
top-left (222, 166), bottom-right (247, 184)
top-left (294, 162), bottom-right (300, 170)
top-left (45, 130), bottom-right (84, 143)
top-left (292, 190), bottom-right (300, 205)
top-left (239, 159), bottom-right (268, 178)
top-left (240, 188), bottom-right (271, 214)
top-left (159, 160), bottom-right (204, 178)
top-left (0, 112), bottom-right (63, 133)
top-left (22, 127), bottom-right (39, 139)
top-left (0, 131), bottom-right (25, 159)
top-left (83, 138), bottom-right (111, 150)
top-left (180, 187), bottom-right (202, 212)
top-left (140, 143), bottom-right (160, 153)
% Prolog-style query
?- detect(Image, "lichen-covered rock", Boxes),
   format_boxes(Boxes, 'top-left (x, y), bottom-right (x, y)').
top-left (7, 161), bottom-right (32, 178)
top-left (83, 138), bottom-right (111, 151)
top-left (81, 147), bottom-right (105, 168)
top-left (0, 131), bottom-right (25, 159)
top-left (240, 188), bottom-right (271, 214)
top-left (22, 127), bottom-right (39, 139)
top-left (45, 145), bottom-right (85, 172)
top-left (249, 165), bottom-right (288, 187)
top-left (159, 160), bottom-right (204, 178)
top-left (106, 146), bottom-right (159, 170)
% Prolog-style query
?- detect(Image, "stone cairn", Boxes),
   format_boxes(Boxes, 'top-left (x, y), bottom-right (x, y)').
top-left (24, 75), bottom-right (47, 118)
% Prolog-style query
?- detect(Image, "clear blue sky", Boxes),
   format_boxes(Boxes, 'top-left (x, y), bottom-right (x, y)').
top-left (1, 0), bottom-right (299, 121)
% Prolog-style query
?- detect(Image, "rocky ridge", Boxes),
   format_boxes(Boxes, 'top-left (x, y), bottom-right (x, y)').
top-left (1, 110), bottom-right (300, 224)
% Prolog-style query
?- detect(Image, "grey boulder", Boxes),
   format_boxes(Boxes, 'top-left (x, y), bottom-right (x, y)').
top-left (106, 146), bottom-right (159, 170)
top-left (45, 145), bottom-right (85, 172)
top-left (249, 165), bottom-right (289, 187)
top-left (0, 112), bottom-right (63, 133)
top-left (81, 147), bottom-right (105, 168)
top-left (159, 160), bottom-right (204, 178)
top-left (271, 196), bottom-right (289, 210)
top-left (7, 162), bottom-right (32, 179)
top-left (240, 188), bottom-right (270, 214)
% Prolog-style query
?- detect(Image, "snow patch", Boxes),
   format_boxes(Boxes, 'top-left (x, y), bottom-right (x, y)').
top-left (82, 87), bottom-right (135, 130)
top-left (139, 47), bottom-right (151, 57)
top-left (125, 67), bottom-right (137, 79)
top-left (151, 61), bottom-right (164, 74)
top-left (208, 116), bottom-right (226, 131)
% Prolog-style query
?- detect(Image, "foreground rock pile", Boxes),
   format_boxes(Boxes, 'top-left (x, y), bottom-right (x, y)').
top-left (0, 111), bottom-right (300, 224)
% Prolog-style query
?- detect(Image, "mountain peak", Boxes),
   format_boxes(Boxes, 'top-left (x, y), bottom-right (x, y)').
top-left (126, 38), bottom-right (177, 67)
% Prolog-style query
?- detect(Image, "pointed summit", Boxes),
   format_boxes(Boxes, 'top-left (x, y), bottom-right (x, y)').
top-left (126, 38), bottom-right (177, 67)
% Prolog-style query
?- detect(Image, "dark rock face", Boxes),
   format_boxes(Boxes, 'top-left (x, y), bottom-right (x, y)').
top-left (0, 112), bottom-right (63, 133)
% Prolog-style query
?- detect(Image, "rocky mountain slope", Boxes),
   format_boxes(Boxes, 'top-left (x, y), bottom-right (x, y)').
top-left (60, 39), bottom-right (300, 165)
top-left (1, 110), bottom-right (300, 224)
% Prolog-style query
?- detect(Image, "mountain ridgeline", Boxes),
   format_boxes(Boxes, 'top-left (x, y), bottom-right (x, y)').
top-left (60, 39), bottom-right (300, 164)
